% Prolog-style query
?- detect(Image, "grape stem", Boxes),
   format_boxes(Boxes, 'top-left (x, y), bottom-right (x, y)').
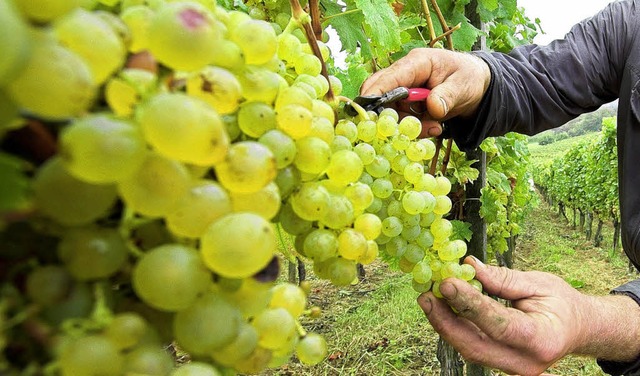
top-left (309, 0), bottom-right (323, 40)
top-left (276, 224), bottom-right (297, 263)
top-left (441, 138), bottom-right (453, 175)
top-left (118, 206), bottom-right (151, 258)
top-left (336, 96), bottom-right (370, 121)
top-left (420, 0), bottom-right (437, 41)
top-left (429, 0), bottom-right (454, 50)
top-left (430, 23), bottom-right (462, 48)
top-left (295, 320), bottom-right (308, 337)
top-left (90, 282), bottom-right (113, 328)
top-left (429, 138), bottom-right (443, 176)
top-left (321, 8), bottom-right (362, 22)
top-left (289, 0), bottom-right (335, 102)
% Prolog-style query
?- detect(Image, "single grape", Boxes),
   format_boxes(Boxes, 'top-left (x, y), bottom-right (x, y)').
top-left (231, 182), bottom-right (281, 220)
top-left (277, 104), bottom-right (313, 139)
top-left (171, 362), bottom-right (222, 376)
top-left (58, 227), bottom-right (128, 280)
top-left (270, 283), bottom-right (307, 317)
top-left (381, 216), bottom-right (403, 237)
top-left (303, 228), bottom-right (339, 262)
top-left (290, 182), bottom-right (330, 221)
top-left (0, 1), bottom-right (31, 86)
top-left (252, 307), bottom-right (297, 350)
top-left (325, 150), bottom-right (364, 186)
top-left (294, 137), bottom-right (331, 174)
top-left (238, 101), bottom-right (277, 138)
top-left (259, 129), bottom-right (297, 168)
top-left (215, 141), bottom-right (277, 194)
top-left (296, 333), bottom-right (327, 365)
top-left (398, 116), bottom-right (422, 140)
top-left (187, 66), bottom-right (243, 115)
top-left (120, 5), bottom-right (154, 52)
top-left (122, 345), bottom-right (174, 376)
top-left (211, 322), bottom-right (258, 367)
top-left (14, 0), bottom-right (80, 23)
top-left (229, 19), bottom-right (277, 65)
top-left (59, 335), bottom-right (124, 376)
top-left (26, 266), bottom-right (72, 307)
top-left (105, 312), bottom-right (147, 350)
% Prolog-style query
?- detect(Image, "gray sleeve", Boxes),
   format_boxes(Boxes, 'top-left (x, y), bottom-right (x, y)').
top-left (597, 280), bottom-right (640, 375)
top-left (445, 0), bottom-right (636, 152)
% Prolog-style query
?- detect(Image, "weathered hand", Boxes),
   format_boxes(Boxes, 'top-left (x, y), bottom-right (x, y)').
top-left (418, 256), bottom-right (640, 376)
top-left (360, 48), bottom-right (491, 137)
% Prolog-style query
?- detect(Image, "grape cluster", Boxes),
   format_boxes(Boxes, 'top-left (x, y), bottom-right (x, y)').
top-left (0, 0), bottom-right (478, 374)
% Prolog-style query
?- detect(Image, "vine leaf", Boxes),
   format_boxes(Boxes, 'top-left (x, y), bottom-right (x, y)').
top-left (354, 0), bottom-right (402, 53)
top-left (321, 0), bottom-right (372, 59)
top-left (0, 153), bottom-right (31, 214)
top-left (450, 220), bottom-right (473, 242)
top-left (333, 53), bottom-right (370, 99)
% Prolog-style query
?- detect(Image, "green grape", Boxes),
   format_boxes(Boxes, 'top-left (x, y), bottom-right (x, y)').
top-left (105, 77), bottom-right (138, 116)
top-left (211, 322), bottom-right (258, 367)
top-left (275, 85), bottom-right (312, 111)
top-left (401, 212), bottom-right (421, 226)
top-left (314, 74), bottom-right (330, 98)
top-left (460, 263), bottom-right (476, 281)
top-left (174, 292), bottom-right (242, 355)
top-left (33, 157), bottom-right (117, 226)
top-left (379, 142), bottom-right (398, 161)
top-left (430, 217), bottom-right (453, 241)
top-left (187, 66), bottom-right (242, 115)
top-left (412, 261), bottom-right (433, 284)
top-left (309, 116), bottom-right (335, 144)
top-left (412, 279), bottom-right (433, 293)
top-left (433, 195), bottom-right (453, 215)
top-left (469, 279), bottom-right (483, 292)
top-left (215, 141), bottom-right (277, 194)
top-left (59, 335), bottom-right (124, 376)
top-left (55, 9), bottom-right (126, 84)
top-left (252, 308), bottom-right (297, 350)
top-left (105, 312), bottom-right (147, 350)
top-left (201, 212), bottom-right (276, 278)
top-left (302, 40), bottom-right (330, 61)
top-left (379, 108), bottom-right (399, 121)
top-left (278, 201), bottom-right (313, 235)
top-left (386, 199), bottom-right (403, 217)
top-left (398, 116), bottom-right (422, 140)
top-left (419, 138), bottom-right (437, 160)
top-left (290, 182), bottom-right (330, 221)
top-left (270, 283), bottom-right (307, 317)
top-left (238, 65), bottom-right (282, 104)
top-left (276, 33), bottom-right (302, 62)
top-left (402, 191), bottom-right (426, 215)
top-left (354, 143), bottom-right (376, 165)
top-left (301, 229), bottom-right (335, 262)
top-left (0, 1), bottom-right (31, 87)
top-left (238, 101), bottom-right (277, 138)
top-left (376, 115), bottom-right (398, 138)
top-left (311, 99), bottom-right (334, 123)
top-left (140, 92), bottom-right (229, 166)
top-left (223, 113), bottom-right (242, 141)
top-left (441, 262), bottom-right (462, 279)
top-left (371, 178), bottom-right (393, 199)
top-left (233, 347), bottom-right (273, 375)
top-left (401, 223), bottom-right (421, 241)
top-left (294, 54), bottom-right (322, 76)
top-left (359, 171), bottom-right (374, 185)
top-left (14, 0), bottom-right (80, 22)
top-left (399, 256), bottom-right (416, 273)
top-left (165, 179), bottom-right (232, 238)
top-left (416, 230), bottom-right (434, 249)
top-left (218, 278), bottom-right (272, 318)
top-left (7, 37), bottom-right (95, 120)
top-left (432, 280), bottom-right (443, 298)
top-left (337, 228), bottom-right (367, 261)
top-left (326, 150), bottom-right (363, 186)
top-left (344, 183), bottom-right (374, 213)
top-left (384, 237), bottom-right (407, 257)
top-left (294, 136), bottom-right (331, 174)
top-left (415, 173), bottom-right (437, 192)
top-left (381, 216), bottom-right (403, 237)
top-left (358, 239), bottom-right (379, 264)
top-left (277, 104), bottom-right (313, 139)
top-left (58, 227), bottom-right (128, 280)
top-left (335, 120), bottom-right (358, 143)
top-left (172, 362), bottom-right (222, 376)
top-left (325, 257), bottom-right (357, 286)
top-left (366, 197), bottom-right (383, 214)
top-left (133, 244), bottom-right (210, 311)
top-left (403, 162), bottom-right (424, 184)
top-left (320, 194), bottom-right (355, 230)
top-left (406, 141), bottom-right (427, 162)
top-left (42, 282), bottom-right (93, 326)
top-left (231, 182), bottom-right (281, 220)
top-left (365, 155), bottom-right (391, 178)
top-left (60, 115), bottom-right (146, 184)
top-left (26, 266), bottom-right (72, 307)
top-left (330, 135), bottom-right (353, 152)
top-left (353, 213), bottom-right (382, 240)
top-left (122, 345), bottom-right (174, 375)
top-left (275, 165), bottom-right (300, 199)
top-left (259, 129), bottom-right (297, 169)
top-left (392, 134), bottom-right (410, 151)
top-left (120, 5), bottom-right (154, 52)
top-left (390, 154), bottom-right (409, 175)
top-left (118, 153), bottom-right (191, 217)
top-left (229, 19), bottom-right (276, 65)
top-left (391, 172), bottom-right (408, 190)
top-left (328, 75), bottom-right (342, 96)
top-left (147, 1), bottom-right (223, 71)
top-left (210, 39), bottom-right (245, 70)
top-left (433, 176), bottom-right (452, 196)
top-left (404, 244), bottom-right (426, 264)
top-left (292, 81), bottom-right (317, 99)
top-left (296, 333), bottom-right (327, 365)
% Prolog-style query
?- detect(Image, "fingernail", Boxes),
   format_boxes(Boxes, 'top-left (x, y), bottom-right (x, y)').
top-left (470, 255), bottom-right (485, 268)
top-left (440, 282), bottom-right (457, 300)
top-left (439, 96), bottom-right (449, 116)
top-left (427, 127), bottom-right (441, 137)
top-left (417, 294), bottom-right (432, 314)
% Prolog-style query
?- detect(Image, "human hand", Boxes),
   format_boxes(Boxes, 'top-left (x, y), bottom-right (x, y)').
top-left (417, 256), bottom-right (598, 376)
top-left (359, 48), bottom-right (491, 137)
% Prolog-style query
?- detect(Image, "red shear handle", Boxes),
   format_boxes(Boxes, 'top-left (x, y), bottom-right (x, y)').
top-left (406, 88), bottom-right (431, 101)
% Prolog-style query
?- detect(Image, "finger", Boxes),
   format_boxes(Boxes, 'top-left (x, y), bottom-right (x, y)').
top-left (360, 49), bottom-right (435, 96)
top-left (464, 256), bottom-right (541, 301)
top-left (438, 278), bottom-right (539, 349)
top-left (418, 293), bottom-right (546, 375)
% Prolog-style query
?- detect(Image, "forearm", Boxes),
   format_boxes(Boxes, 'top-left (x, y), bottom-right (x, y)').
top-left (574, 294), bottom-right (640, 362)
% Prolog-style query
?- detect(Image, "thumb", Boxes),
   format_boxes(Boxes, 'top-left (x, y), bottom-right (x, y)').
top-left (425, 87), bottom-right (453, 120)
top-left (464, 256), bottom-right (537, 301)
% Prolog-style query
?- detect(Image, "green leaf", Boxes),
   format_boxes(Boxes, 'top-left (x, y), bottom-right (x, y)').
top-left (354, 0), bottom-right (402, 53)
top-left (321, 0), bottom-right (372, 59)
top-left (450, 220), bottom-right (473, 242)
top-left (332, 52), bottom-right (370, 99)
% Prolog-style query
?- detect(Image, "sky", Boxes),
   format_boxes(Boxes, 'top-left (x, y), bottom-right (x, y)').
top-left (517, 0), bottom-right (616, 45)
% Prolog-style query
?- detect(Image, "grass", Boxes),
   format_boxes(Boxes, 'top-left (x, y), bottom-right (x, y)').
top-left (265, 193), bottom-right (637, 376)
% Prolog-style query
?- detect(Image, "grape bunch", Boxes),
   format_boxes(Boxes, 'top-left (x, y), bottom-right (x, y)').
top-left (0, 0), bottom-right (479, 375)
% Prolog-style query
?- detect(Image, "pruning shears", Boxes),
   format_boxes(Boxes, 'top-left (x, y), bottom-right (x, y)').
top-left (345, 87), bottom-right (431, 116)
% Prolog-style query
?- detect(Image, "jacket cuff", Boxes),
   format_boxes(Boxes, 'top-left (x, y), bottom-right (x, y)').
top-left (597, 279), bottom-right (640, 375)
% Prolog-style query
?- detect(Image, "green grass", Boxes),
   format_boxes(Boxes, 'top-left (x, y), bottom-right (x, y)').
top-left (528, 133), bottom-right (598, 166)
